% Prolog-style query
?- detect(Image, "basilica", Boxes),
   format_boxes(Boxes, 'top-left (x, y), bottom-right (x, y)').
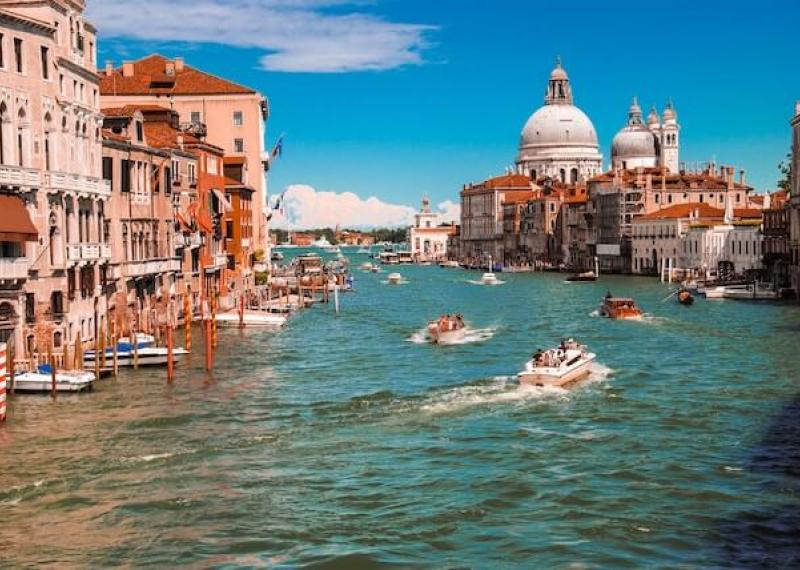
top-left (515, 59), bottom-right (681, 180)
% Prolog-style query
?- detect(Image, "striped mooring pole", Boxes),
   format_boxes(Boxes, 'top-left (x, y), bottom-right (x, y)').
top-left (1, 342), bottom-right (8, 422)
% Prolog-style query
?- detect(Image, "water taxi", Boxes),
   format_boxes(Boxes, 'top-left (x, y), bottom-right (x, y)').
top-left (721, 283), bottom-right (778, 300)
top-left (12, 366), bottom-right (95, 393)
top-left (426, 315), bottom-right (466, 344)
top-left (518, 339), bottom-right (596, 388)
top-left (599, 293), bottom-right (643, 320)
top-left (480, 272), bottom-right (499, 285)
top-left (439, 260), bottom-right (460, 268)
top-left (566, 271), bottom-right (597, 282)
top-left (387, 272), bottom-right (403, 284)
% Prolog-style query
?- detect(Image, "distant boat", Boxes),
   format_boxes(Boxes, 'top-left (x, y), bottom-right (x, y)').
top-left (599, 294), bottom-right (643, 320)
top-left (312, 237), bottom-right (333, 248)
top-left (387, 272), bottom-right (403, 284)
top-left (271, 250), bottom-right (284, 261)
top-left (215, 311), bottom-right (287, 327)
top-left (84, 346), bottom-right (189, 367)
top-left (677, 288), bottom-right (694, 305)
top-left (721, 283), bottom-right (778, 300)
top-left (566, 271), bottom-right (597, 282)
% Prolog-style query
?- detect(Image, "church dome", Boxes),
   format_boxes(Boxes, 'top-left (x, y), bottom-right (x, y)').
top-left (611, 97), bottom-right (658, 167)
top-left (520, 104), bottom-right (599, 148)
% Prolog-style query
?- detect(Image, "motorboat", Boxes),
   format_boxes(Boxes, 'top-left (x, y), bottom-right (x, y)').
top-left (518, 339), bottom-right (596, 388)
top-left (215, 310), bottom-right (287, 327)
top-left (271, 250), bottom-right (285, 262)
top-left (360, 261), bottom-right (373, 271)
top-left (117, 333), bottom-right (155, 349)
top-left (379, 252), bottom-right (399, 265)
top-left (599, 294), bottom-right (643, 320)
top-left (387, 272), bottom-right (403, 284)
top-left (312, 237), bottom-right (333, 248)
top-left (566, 271), bottom-right (597, 282)
top-left (12, 366), bottom-right (95, 393)
top-left (439, 260), bottom-right (460, 268)
top-left (677, 288), bottom-right (694, 305)
top-left (721, 283), bottom-right (779, 300)
top-left (84, 346), bottom-right (189, 367)
top-left (426, 315), bottom-right (466, 344)
top-left (700, 285), bottom-right (726, 299)
top-left (480, 272), bottom-right (499, 285)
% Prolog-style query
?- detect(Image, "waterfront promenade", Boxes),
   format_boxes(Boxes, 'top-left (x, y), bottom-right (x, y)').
top-left (1, 259), bottom-right (799, 566)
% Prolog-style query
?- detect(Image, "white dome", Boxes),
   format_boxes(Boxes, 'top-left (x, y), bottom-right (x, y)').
top-left (520, 104), bottom-right (599, 149)
top-left (611, 127), bottom-right (658, 160)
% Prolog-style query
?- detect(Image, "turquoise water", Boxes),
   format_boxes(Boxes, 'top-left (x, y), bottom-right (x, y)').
top-left (2, 257), bottom-right (800, 567)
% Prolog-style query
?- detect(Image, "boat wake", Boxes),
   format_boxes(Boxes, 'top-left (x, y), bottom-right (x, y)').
top-left (466, 279), bottom-right (506, 286)
top-left (407, 325), bottom-right (496, 345)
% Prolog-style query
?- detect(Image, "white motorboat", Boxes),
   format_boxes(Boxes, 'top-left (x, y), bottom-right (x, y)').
top-left (12, 367), bottom-right (95, 393)
top-left (215, 311), bottom-right (287, 327)
top-left (721, 283), bottom-right (779, 300)
top-left (518, 339), bottom-right (596, 388)
top-left (440, 260), bottom-right (460, 268)
top-left (117, 333), bottom-right (155, 349)
top-left (387, 272), bottom-right (403, 284)
top-left (312, 237), bottom-right (333, 248)
top-left (480, 272), bottom-right (498, 285)
top-left (360, 261), bottom-right (374, 271)
top-left (84, 346), bottom-right (189, 367)
top-left (699, 286), bottom-right (726, 299)
top-left (426, 316), bottom-right (466, 345)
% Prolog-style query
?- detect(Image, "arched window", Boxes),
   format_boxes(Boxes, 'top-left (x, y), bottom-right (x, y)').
top-left (0, 101), bottom-right (9, 165)
top-left (559, 168), bottom-right (566, 183)
top-left (17, 108), bottom-right (27, 167)
top-left (570, 168), bottom-right (578, 184)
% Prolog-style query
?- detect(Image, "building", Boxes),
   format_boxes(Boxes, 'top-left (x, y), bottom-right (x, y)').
top-left (631, 201), bottom-right (762, 278)
top-left (789, 102), bottom-right (800, 298)
top-left (337, 230), bottom-right (374, 246)
top-left (587, 165), bottom-right (753, 272)
top-left (408, 197), bottom-right (457, 262)
top-left (98, 54), bottom-right (271, 253)
top-left (460, 173), bottom-right (535, 265)
top-left (1, 0), bottom-right (108, 355)
top-left (519, 183), bottom-right (564, 266)
top-left (761, 190), bottom-right (790, 289)
top-left (611, 97), bottom-right (680, 172)
top-left (555, 185), bottom-right (590, 270)
top-left (516, 59), bottom-right (603, 184)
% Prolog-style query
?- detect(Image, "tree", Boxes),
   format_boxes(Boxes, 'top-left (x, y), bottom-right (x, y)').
top-left (778, 151), bottom-right (792, 192)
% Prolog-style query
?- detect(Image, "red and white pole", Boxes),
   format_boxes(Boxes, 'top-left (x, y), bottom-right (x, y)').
top-left (0, 342), bottom-right (7, 422)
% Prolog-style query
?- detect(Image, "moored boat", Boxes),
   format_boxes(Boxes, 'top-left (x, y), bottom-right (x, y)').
top-left (387, 272), bottom-right (403, 284)
top-left (215, 311), bottom-right (287, 327)
top-left (518, 339), bottom-right (596, 388)
top-left (566, 271), bottom-right (597, 282)
top-left (599, 293), bottom-right (643, 320)
top-left (84, 346), bottom-right (189, 367)
top-left (11, 367), bottom-right (95, 393)
top-left (721, 283), bottom-right (778, 300)
top-left (117, 333), bottom-right (155, 349)
top-left (426, 314), bottom-right (466, 344)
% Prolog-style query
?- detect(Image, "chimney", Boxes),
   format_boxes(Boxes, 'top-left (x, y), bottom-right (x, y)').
top-left (720, 166), bottom-right (727, 182)
top-left (105, 60), bottom-right (114, 75)
top-left (175, 57), bottom-right (185, 73)
top-left (165, 61), bottom-right (175, 75)
top-left (177, 134), bottom-right (184, 150)
top-left (645, 173), bottom-right (652, 190)
top-left (739, 169), bottom-right (746, 186)
top-left (727, 167), bottom-right (734, 190)
top-left (122, 61), bottom-right (134, 77)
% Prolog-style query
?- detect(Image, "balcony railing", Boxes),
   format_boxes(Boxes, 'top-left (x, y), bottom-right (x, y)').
top-left (125, 257), bottom-right (183, 277)
top-left (0, 257), bottom-right (29, 280)
top-left (0, 165), bottom-right (41, 188)
top-left (46, 171), bottom-right (110, 196)
top-left (67, 243), bottom-right (111, 262)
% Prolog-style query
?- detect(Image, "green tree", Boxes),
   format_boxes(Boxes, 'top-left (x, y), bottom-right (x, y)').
top-left (778, 151), bottom-right (792, 192)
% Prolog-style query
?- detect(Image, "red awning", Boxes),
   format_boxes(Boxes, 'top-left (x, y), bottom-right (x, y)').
top-left (0, 194), bottom-right (38, 242)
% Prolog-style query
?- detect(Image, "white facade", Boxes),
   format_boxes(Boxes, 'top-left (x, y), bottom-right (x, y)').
top-left (516, 59), bottom-right (603, 184)
top-left (409, 198), bottom-right (452, 261)
top-left (682, 222), bottom-right (762, 279)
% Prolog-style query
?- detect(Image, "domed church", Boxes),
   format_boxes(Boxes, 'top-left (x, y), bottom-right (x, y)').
top-left (516, 58), bottom-right (603, 184)
top-left (611, 97), bottom-right (680, 172)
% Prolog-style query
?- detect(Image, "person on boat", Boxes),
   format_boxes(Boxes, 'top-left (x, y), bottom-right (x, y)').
top-left (533, 349), bottom-right (543, 364)
top-left (605, 291), bottom-right (613, 300)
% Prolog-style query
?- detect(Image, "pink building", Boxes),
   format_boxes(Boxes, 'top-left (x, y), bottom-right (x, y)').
top-left (99, 55), bottom-right (271, 256)
top-left (1, 0), bottom-right (107, 356)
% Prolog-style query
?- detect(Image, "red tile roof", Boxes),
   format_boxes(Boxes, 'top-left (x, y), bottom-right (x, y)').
top-left (99, 54), bottom-right (256, 96)
top-left (638, 202), bottom-right (762, 221)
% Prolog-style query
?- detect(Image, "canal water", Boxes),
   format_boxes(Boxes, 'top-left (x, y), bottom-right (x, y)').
top-left (2, 254), bottom-right (800, 567)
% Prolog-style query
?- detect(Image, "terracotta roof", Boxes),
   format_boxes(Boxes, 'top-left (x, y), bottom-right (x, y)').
top-left (101, 128), bottom-right (130, 143)
top-left (102, 106), bottom-right (139, 118)
top-left (637, 202), bottom-right (762, 221)
top-left (484, 174), bottom-right (533, 188)
top-left (588, 167), bottom-right (752, 192)
top-left (99, 54), bottom-right (256, 96)
top-left (0, 194), bottom-right (38, 242)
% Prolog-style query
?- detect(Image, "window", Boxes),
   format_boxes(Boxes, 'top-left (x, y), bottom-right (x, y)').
top-left (234, 138), bottom-right (244, 153)
top-left (233, 111), bottom-right (243, 126)
top-left (0, 33), bottom-right (4, 68)
top-left (188, 162), bottom-right (196, 183)
top-left (102, 157), bottom-right (113, 181)
top-left (25, 292), bottom-right (35, 322)
top-left (165, 167), bottom-right (172, 195)
top-left (153, 164), bottom-right (160, 193)
top-left (14, 38), bottom-right (23, 73)
top-left (171, 159), bottom-right (180, 182)
top-left (121, 159), bottom-right (131, 192)
top-left (51, 291), bottom-right (64, 315)
top-left (190, 111), bottom-right (201, 124)
top-left (135, 121), bottom-right (143, 142)
top-left (40, 46), bottom-right (49, 79)
top-left (59, 74), bottom-right (64, 95)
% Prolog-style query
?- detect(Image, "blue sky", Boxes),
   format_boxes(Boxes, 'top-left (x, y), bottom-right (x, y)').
top-left (92, 0), bottom-right (800, 224)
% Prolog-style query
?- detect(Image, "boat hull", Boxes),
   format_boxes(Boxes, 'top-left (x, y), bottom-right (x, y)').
top-left (84, 347), bottom-right (188, 367)
top-left (518, 354), bottom-right (596, 388)
top-left (427, 326), bottom-right (465, 345)
top-left (215, 312), bottom-right (287, 327)
top-left (12, 371), bottom-right (94, 393)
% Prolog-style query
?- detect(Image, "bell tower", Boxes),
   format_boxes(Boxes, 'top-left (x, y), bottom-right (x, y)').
top-left (660, 99), bottom-right (680, 173)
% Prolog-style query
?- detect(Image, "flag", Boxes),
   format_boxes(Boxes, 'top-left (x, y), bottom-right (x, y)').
top-left (271, 135), bottom-right (284, 159)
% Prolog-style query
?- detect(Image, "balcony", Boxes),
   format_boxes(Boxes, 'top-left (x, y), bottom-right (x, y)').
top-left (0, 165), bottom-right (41, 188)
top-left (67, 243), bottom-right (111, 263)
top-left (125, 258), bottom-right (183, 277)
top-left (46, 171), bottom-right (110, 197)
top-left (0, 257), bottom-right (29, 281)
top-left (241, 238), bottom-right (251, 248)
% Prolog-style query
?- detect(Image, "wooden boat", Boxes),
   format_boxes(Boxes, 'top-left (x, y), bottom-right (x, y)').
top-left (215, 311), bottom-right (287, 327)
top-left (84, 346), bottom-right (189, 367)
top-left (599, 294), bottom-right (643, 320)
top-left (426, 315), bottom-right (466, 344)
top-left (12, 367), bottom-right (95, 393)
top-left (518, 339), bottom-right (596, 388)
top-left (677, 288), bottom-right (694, 305)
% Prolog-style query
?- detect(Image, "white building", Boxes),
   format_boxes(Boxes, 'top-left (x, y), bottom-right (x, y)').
top-left (611, 98), bottom-right (680, 172)
top-left (516, 59), bottom-right (603, 184)
top-left (409, 198), bottom-right (456, 262)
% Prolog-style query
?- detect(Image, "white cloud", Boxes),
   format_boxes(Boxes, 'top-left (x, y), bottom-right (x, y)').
top-left (269, 184), bottom-right (454, 229)
top-left (436, 199), bottom-right (460, 223)
top-left (88, 0), bottom-right (436, 73)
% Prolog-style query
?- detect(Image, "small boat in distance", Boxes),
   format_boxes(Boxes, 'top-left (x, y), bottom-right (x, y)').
top-left (518, 339), bottom-right (596, 388)
top-left (721, 282), bottom-right (779, 300)
top-left (387, 272), bottom-right (403, 284)
top-left (271, 250), bottom-right (284, 262)
top-left (215, 311), bottom-right (287, 327)
top-left (440, 260), bottom-right (460, 268)
top-left (426, 314), bottom-right (466, 344)
top-left (599, 293), bottom-right (643, 320)
top-left (677, 288), bottom-right (694, 305)
top-left (566, 271), bottom-right (597, 282)
top-left (480, 272), bottom-right (499, 285)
